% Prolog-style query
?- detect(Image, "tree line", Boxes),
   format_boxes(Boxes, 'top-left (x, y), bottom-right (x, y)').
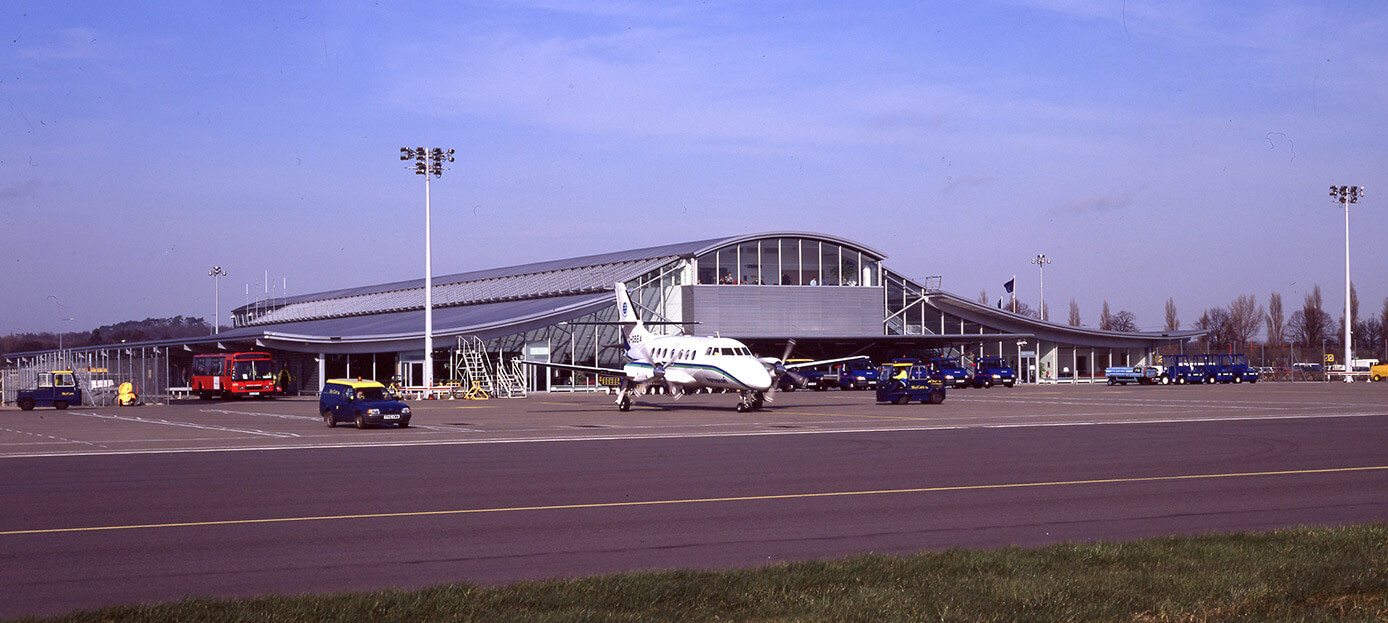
top-left (981, 284), bottom-right (1388, 360)
top-left (1185, 285), bottom-right (1387, 358)
top-left (0, 316), bottom-right (215, 357)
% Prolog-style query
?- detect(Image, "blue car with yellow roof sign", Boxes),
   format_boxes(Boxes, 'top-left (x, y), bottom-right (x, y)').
top-left (319, 379), bottom-right (411, 429)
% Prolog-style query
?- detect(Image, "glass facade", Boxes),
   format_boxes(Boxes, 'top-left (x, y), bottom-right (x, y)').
top-left (690, 236), bottom-right (881, 289)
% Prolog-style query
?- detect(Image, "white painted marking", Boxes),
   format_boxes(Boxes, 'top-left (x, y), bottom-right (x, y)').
top-left (66, 412), bottom-right (301, 438)
top-left (201, 408), bottom-right (321, 422)
top-left (1, 411), bottom-right (1383, 460)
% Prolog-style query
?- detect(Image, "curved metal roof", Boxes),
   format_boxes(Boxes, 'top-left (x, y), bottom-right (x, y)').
top-left (681, 231), bottom-right (888, 261)
top-left (233, 232), bottom-right (890, 326)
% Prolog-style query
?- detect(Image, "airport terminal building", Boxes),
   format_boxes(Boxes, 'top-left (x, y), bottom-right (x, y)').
top-left (5, 231), bottom-right (1201, 398)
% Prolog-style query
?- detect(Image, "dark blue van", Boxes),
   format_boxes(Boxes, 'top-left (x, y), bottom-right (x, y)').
top-left (319, 379), bottom-right (411, 429)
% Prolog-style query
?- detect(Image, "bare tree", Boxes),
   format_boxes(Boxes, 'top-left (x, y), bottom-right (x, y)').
top-left (1381, 296), bottom-right (1388, 335)
top-left (1111, 310), bottom-right (1138, 332)
top-left (1266, 292), bottom-right (1285, 346)
top-left (1068, 299), bottom-right (1082, 327)
top-left (1041, 300), bottom-right (1050, 322)
top-left (1360, 318), bottom-right (1383, 360)
top-left (1099, 301), bottom-right (1113, 331)
top-left (1336, 283), bottom-right (1360, 344)
top-left (1163, 298), bottom-right (1179, 331)
top-left (1194, 308), bottom-right (1229, 349)
top-left (1381, 296), bottom-right (1388, 357)
top-left (1351, 283), bottom-right (1359, 324)
top-left (1227, 294), bottom-right (1264, 348)
top-left (1306, 285), bottom-right (1329, 346)
top-left (977, 289), bottom-right (989, 305)
top-left (1013, 301), bottom-right (1040, 319)
top-left (1289, 285), bottom-right (1330, 347)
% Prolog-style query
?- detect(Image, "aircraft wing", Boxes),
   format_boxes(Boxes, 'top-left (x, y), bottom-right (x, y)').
top-left (517, 360), bottom-right (627, 376)
top-left (784, 355), bottom-right (870, 370)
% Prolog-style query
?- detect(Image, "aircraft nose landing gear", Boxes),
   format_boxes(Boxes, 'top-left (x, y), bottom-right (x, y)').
top-left (735, 391), bottom-right (765, 412)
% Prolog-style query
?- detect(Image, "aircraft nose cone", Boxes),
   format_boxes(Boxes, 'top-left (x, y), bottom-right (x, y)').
top-left (746, 361), bottom-right (773, 391)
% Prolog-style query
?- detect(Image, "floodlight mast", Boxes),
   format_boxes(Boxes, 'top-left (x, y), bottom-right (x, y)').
top-left (208, 266), bottom-right (227, 335)
top-left (400, 147), bottom-right (456, 392)
top-left (1031, 254), bottom-right (1051, 321)
top-left (1329, 185), bottom-right (1363, 382)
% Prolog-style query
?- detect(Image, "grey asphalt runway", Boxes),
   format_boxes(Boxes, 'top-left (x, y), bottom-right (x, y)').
top-left (1, 383), bottom-right (1386, 618)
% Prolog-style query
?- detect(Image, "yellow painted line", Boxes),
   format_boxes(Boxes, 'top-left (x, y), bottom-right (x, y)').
top-left (4, 465), bottom-right (1384, 537)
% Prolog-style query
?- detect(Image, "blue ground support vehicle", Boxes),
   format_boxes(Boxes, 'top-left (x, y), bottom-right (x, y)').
top-left (319, 378), bottom-right (412, 429)
top-left (971, 356), bottom-right (1016, 388)
top-left (928, 357), bottom-right (972, 389)
top-left (1160, 355), bottom-right (1205, 385)
top-left (1219, 354), bottom-right (1259, 383)
top-left (876, 363), bottom-right (946, 405)
top-left (16, 370), bottom-right (82, 411)
top-left (1196, 354), bottom-right (1235, 384)
top-left (829, 359), bottom-right (879, 390)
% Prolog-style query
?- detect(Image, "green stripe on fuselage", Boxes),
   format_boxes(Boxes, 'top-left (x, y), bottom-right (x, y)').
top-left (625, 361), bottom-right (757, 391)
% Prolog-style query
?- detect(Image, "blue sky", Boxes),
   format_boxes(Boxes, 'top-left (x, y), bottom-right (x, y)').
top-left (2, 1), bottom-right (1385, 335)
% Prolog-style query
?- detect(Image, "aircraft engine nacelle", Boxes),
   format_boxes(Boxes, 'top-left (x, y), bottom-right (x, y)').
top-left (663, 369), bottom-right (697, 386)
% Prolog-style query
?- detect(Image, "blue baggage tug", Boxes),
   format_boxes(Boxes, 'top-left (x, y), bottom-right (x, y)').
top-left (16, 370), bottom-right (82, 411)
top-left (876, 362), bottom-right (947, 405)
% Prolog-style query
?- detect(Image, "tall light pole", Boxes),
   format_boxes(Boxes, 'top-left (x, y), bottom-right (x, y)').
top-left (1031, 254), bottom-right (1051, 321)
top-left (1329, 185), bottom-right (1363, 382)
top-left (58, 317), bottom-right (75, 352)
top-left (208, 266), bottom-right (227, 335)
top-left (400, 146), bottom-right (456, 391)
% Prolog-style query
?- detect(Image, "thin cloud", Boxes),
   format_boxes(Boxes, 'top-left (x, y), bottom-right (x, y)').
top-left (18, 27), bottom-right (106, 61)
top-left (0, 179), bottom-right (41, 201)
top-left (942, 175), bottom-right (995, 194)
top-left (1052, 193), bottom-right (1132, 215)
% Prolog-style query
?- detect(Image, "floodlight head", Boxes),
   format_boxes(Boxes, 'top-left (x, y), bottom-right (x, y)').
top-left (400, 147), bottom-right (411, 161)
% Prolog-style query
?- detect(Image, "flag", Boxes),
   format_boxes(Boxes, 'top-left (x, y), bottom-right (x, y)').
top-left (1003, 278), bottom-right (1015, 294)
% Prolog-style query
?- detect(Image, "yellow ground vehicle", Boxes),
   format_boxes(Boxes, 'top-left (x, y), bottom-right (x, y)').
top-left (1371, 363), bottom-right (1388, 383)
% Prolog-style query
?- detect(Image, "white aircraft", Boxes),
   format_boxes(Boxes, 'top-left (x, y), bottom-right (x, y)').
top-left (524, 283), bottom-right (867, 412)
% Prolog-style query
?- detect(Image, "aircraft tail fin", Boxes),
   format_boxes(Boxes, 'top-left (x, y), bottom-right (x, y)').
top-left (615, 283), bottom-right (653, 350)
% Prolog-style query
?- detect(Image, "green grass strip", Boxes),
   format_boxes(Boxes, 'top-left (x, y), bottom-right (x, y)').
top-left (17, 524), bottom-right (1388, 623)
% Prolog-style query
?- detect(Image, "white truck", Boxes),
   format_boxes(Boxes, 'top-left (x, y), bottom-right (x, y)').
top-left (1105, 366), bottom-right (1161, 386)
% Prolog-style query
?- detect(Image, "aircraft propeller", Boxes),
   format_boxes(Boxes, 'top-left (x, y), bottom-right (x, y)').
top-left (760, 339), bottom-right (804, 401)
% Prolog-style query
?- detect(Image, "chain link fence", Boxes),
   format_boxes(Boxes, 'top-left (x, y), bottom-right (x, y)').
top-left (2, 346), bottom-right (174, 407)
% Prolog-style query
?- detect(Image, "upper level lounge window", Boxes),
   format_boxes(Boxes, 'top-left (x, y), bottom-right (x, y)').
top-left (693, 237), bottom-right (880, 287)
